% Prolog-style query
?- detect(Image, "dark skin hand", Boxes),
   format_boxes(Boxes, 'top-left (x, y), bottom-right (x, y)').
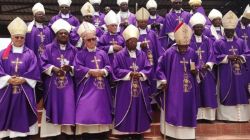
top-left (130, 72), bottom-right (142, 80)
top-left (8, 76), bottom-right (26, 85)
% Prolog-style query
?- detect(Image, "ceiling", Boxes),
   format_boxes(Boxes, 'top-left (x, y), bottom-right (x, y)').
top-left (0, 0), bottom-right (249, 36)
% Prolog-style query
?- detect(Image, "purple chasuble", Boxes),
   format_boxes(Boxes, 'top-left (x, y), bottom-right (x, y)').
top-left (156, 46), bottom-right (198, 127)
top-left (25, 24), bottom-right (54, 57)
top-left (113, 48), bottom-right (152, 133)
top-left (190, 35), bottom-right (217, 108)
top-left (213, 37), bottom-right (249, 105)
top-left (0, 47), bottom-right (40, 133)
top-left (40, 40), bottom-right (76, 124)
top-left (74, 48), bottom-right (113, 125)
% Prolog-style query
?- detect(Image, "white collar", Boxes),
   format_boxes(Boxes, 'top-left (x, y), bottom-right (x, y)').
top-left (60, 44), bottom-right (67, 50)
top-left (214, 26), bottom-right (221, 31)
top-left (128, 50), bottom-right (136, 58)
top-left (226, 37), bottom-right (234, 42)
top-left (61, 13), bottom-right (70, 18)
top-left (194, 35), bottom-right (202, 43)
top-left (35, 22), bottom-right (43, 28)
top-left (12, 45), bottom-right (24, 53)
top-left (94, 12), bottom-right (100, 16)
top-left (139, 28), bottom-right (147, 35)
top-left (150, 15), bottom-right (157, 19)
top-left (174, 9), bottom-right (182, 14)
top-left (87, 46), bottom-right (96, 52)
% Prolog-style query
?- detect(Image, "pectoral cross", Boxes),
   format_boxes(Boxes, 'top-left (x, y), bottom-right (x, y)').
top-left (11, 57), bottom-right (22, 74)
top-left (110, 38), bottom-right (118, 45)
top-left (38, 31), bottom-right (45, 43)
top-left (229, 46), bottom-right (238, 55)
top-left (180, 57), bottom-right (188, 73)
top-left (196, 47), bottom-right (205, 60)
top-left (57, 54), bottom-right (65, 67)
top-left (130, 62), bottom-right (139, 72)
top-left (176, 16), bottom-right (183, 23)
top-left (91, 56), bottom-right (101, 69)
top-left (143, 38), bottom-right (150, 47)
top-left (95, 18), bottom-right (100, 26)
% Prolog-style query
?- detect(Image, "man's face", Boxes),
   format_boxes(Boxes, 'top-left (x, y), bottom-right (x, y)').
top-left (120, 2), bottom-right (128, 12)
top-left (60, 5), bottom-right (70, 15)
top-left (193, 24), bottom-right (204, 36)
top-left (177, 45), bottom-right (188, 54)
top-left (56, 29), bottom-right (69, 44)
top-left (34, 11), bottom-right (45, 23)
top-left (241, 17), bottom-right (250, 27)
top-left (126, 38), bottom-right (138, 51)
top-left (148, 8), bottom-right (157, 16)
top-left (11, 35), bottom-right (25, 47)
top-left (83, 15), bottom-right (93, 23)
top-left (83, 31), bottom-right (97, 49)
top-left (137, 20), bottom-right (148, 30)
top-left (172, 1), bottom-right (182, 10)
top-left (107, 24), bottom-right (118, 34)
top-left (92, 3), bottom-right (100, 12)
top-left (212, 18), bottom-right (222, 27)
top-left (104, 7), bottom-right (111, 15)
top-left (224, 29), bottom-right (235, 39)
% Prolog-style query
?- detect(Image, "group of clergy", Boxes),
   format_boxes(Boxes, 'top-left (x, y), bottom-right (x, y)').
top-left (0, 0), bottom-right (250, 140)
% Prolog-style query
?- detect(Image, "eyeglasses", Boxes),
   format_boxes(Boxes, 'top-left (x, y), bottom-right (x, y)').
top-left (14, 36), bottom-right (24, 40)
top-left (86, 38), bottom-right (97, 42)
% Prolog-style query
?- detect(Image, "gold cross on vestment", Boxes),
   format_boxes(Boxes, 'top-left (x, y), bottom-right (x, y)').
top-left (180, 57), bottom-right (188, 73)
top-left (130, 62), bottom-right (138, 72)
top-left (57, 54), bottom-right (65, 67)
top-left (11, 57), bottom-right (22, 73)
top-left (91, 56), bottom-right (101, 69)
top-left (110, 38), bottom-right (118, 45)
top-left (196, 47), bottom-right (205, 60)
top-left (38, 31), bottom-right (45, 43)
top-left (229, 46), bottom-right (238, 55)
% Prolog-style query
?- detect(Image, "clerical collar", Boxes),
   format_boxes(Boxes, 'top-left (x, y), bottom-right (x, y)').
top-left (12, 45), bottom-right (24, 53)
top-left (61, 13), bottom-right (70, 19)
top-left (94, 12), bottom-right (100, 16)
top-left (215, 27), bottom-right (221, 31)
top-left (59, 44), bottom-right (67, 50)
top-left (87, 47), bottom-right (97, 52)
top-left (120, 11), bottom-right (129, 18)
top-left (226, 37), bottom-right (234, 42)
top-left (150, 15), bottom-right (157, 19)
top-left (128, 50), bottom-right (136, 58)
top-left (139, 28), bottom-right (147, 35)
top-left (194, 35), bottom-right (202, 43)
top-left (35, 22), bottom-right (43, 29)
top-left (174, 9), bottom-right (182, 14)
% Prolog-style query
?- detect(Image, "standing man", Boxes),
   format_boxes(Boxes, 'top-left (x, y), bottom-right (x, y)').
top-left (74, 22), bottom-right (113, 140)
top-left (116, 0), bottom-right (137, 33)
top-left (49, 0), bottom-right (80, 29)
top-left (40, 19), bottom-right (76, 139)
top-left (214, 11), bottom-right (250, 122)
top-left (188, 0), bottom-right (211, 25)
top-left (0, 17), bottom-right (40, 139)
top-left (205, 9), bottom-right (224, 41)
top-left (189, 13), bottom-right (217, 121)
top-left (26, 2), bottom-right (53, 57)
top-left (157, 22), bottom-right (198, 139)
top-left (113, 25), bottom-right (152, 140)
top-left (146, 0), bottom-right (164, 35)
top-left (89, 0), bottom-right (105, 27)
top-left (160, 0), bottom-right (191, 49)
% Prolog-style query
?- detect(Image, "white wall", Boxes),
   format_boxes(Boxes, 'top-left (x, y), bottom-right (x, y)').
top-left (0, 38), bottom-right (11, 51)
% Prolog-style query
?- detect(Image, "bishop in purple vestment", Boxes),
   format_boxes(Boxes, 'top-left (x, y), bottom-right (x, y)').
top-left (74, 23), bottom-right (112, 138)
top-left (156, 23), bottom-right (198, 139)
top-left (40, 19), bottom-right (76, 138)
top-left (214, 11), bottom-right (250, 122)
top-left (112, 25), bottom-right (152, 140)
top-left (0, 17), bottom-right (40, 139)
